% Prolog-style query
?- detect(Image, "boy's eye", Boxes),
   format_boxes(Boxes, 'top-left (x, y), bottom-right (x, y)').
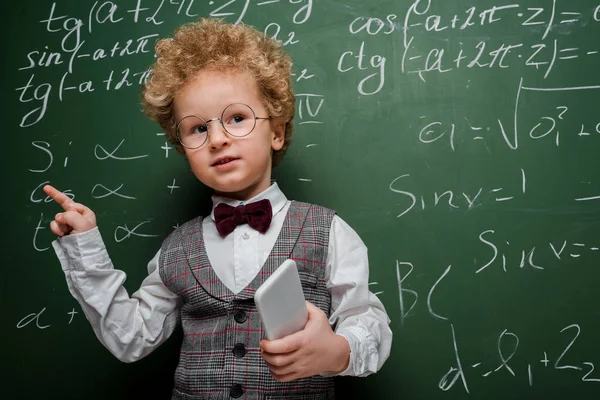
top-left (192, 124), bottom-right (208, 134)
top-left (229, 115), bottom-right (245, 124)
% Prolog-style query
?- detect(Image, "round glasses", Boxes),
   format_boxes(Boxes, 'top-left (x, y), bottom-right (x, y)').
top-left (176, 103), bottom-right (270, 149)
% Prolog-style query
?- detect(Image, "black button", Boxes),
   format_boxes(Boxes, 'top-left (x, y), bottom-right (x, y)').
top-left (232, 343), bottom-right (246, 358)
top-left (234, 310), bottom-right (247, 324)
top-left (230, 383), bottom-right (243, 398)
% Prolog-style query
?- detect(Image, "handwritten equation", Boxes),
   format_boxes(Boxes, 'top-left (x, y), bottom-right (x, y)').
top-left (415, 81), bottom-right (600, 152)
top-left (337, 1), bottom-right (600, 95)
top-left (439, 323), bottom-right (600, 392)
top-left (15, 0), bottom-right (314, 128)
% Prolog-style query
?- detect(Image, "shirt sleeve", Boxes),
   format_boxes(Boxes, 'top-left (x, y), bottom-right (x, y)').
top-left (52, 227), bottom-right (181, 363)
top-left (325, 215), bottom-right (393, 377)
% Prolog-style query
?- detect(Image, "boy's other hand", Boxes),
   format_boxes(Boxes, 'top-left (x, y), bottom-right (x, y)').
top-left (259, 301), bottom-right (350, 382)
top-left (43, 185), bottom-right (97, 236)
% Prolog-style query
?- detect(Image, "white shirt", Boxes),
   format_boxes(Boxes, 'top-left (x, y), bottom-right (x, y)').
top-left (52, 183), bottom-right (392, 377)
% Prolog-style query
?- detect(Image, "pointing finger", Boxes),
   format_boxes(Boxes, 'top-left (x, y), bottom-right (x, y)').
top-left (43, 185), bottom-right (76, 211)
top-left (69, 202), bottom-right (90, 215)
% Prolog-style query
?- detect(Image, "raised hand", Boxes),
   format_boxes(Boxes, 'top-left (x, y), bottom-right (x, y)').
top-left (260, 301), bottom-right (350, 382)
top-left (43, 185), bottom-right (97, 236)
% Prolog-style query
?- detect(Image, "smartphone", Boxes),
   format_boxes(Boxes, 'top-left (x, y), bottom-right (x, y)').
top-left (254, 259), bottom-right (308, 340)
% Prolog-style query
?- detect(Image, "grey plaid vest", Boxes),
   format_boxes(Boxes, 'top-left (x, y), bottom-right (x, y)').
top-left (159, 201), bottom-right (336, 400)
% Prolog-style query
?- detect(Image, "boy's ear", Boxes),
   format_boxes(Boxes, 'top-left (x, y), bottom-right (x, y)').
top-left (270, 117), bottom-right (286, 151)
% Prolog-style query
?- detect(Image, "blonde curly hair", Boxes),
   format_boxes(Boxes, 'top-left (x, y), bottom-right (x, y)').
top-left (142, 18), bottom-right (295, 167)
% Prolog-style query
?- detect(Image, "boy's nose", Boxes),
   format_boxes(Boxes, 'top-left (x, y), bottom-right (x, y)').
top-left (207, 119), bottom-right (231, 148)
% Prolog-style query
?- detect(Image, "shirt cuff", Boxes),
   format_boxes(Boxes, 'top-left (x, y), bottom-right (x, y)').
top-left (52, 227), bottom-right (110, 271)
top-left (334, 327), bottom-right (379, 377)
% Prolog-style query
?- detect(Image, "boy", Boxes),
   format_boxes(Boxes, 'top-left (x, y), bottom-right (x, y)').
top-left (45, 18), bottom-right (391, 399)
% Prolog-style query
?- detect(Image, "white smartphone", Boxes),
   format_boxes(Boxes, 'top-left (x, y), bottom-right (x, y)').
top-left (254, 259), bottom-right (308, 340)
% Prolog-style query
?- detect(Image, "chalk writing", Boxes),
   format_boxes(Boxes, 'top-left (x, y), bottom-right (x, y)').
top-left (389, 167), bottom-right (526, 218)
top-left (440, 323), bottom-right (600, 392)
top-left (114, 220), bottom-right (159, 242)
top-left (16, 307), bottom-right (79, 329)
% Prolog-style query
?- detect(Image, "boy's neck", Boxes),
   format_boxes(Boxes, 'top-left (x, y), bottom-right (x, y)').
top-left (214, 182), bottom-right (275, 203)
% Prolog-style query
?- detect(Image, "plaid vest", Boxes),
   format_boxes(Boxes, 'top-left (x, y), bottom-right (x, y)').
top-left (159, 201), bottom-right (336, 400)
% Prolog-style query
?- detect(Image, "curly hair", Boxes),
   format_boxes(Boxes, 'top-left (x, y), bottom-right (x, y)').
top-left (141, 18), bottom-right (295, 167)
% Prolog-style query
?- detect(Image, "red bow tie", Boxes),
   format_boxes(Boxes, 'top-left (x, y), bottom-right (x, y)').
top-left (213, 199), bottom-right (272, 237)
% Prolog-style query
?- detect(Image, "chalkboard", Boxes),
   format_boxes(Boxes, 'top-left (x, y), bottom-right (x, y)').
top-left (6, 0), bottom-right (600, 399)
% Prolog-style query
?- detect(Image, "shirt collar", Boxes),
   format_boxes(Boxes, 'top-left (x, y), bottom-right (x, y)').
top-left (209, 183), bottom-right (288, 221)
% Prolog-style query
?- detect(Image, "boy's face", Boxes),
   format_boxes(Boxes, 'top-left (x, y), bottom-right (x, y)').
top-left (173, 69), bottom-right (285, 200)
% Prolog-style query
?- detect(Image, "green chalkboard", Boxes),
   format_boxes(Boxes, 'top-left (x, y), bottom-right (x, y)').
top-left (6, 0), bottom-right (600, 399)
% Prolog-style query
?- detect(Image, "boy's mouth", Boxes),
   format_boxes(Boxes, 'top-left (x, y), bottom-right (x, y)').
top-left (211, 157), bottom-right (239, 167)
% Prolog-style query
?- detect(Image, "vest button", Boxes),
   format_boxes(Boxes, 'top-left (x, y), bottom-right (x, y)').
top-left (232, 343), bottom-right (246, 358)
top-left (234, 310), bottom-right (247, 324)
top-left (230, 383), bottom-right (243, 398)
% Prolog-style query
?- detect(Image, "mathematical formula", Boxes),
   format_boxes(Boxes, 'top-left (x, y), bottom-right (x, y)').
top-left (440, 323), bottom-right (600, 392)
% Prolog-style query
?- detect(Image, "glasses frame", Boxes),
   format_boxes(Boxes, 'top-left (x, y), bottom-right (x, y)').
top-left (175, 102), bottom-right (270, 149)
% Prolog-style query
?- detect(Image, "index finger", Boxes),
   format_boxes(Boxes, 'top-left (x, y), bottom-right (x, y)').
top-left (260, 331), bottom-right (303, 354)
top-left (43, 185), bottom-right (75, 210)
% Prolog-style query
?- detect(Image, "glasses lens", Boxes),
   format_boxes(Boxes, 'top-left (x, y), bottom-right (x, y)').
top-left (222, 103), bottom-right (256, 137)
top-left (177, 116), bottom-right (208, 148)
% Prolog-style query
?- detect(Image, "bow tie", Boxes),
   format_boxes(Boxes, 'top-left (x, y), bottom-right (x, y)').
top-left (213, 199), bottom-right (272, 237)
